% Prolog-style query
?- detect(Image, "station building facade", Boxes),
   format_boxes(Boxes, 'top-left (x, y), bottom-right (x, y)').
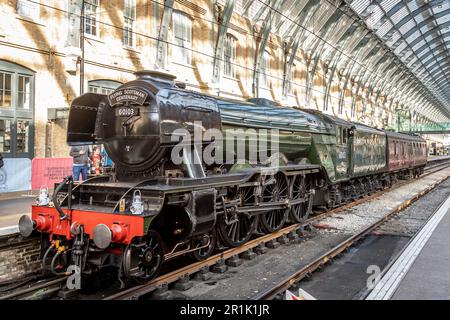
top-left (0, 0), bottom-right (425, 160)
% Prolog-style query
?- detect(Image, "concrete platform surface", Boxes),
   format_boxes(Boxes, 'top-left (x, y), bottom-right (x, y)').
top-left (428, 155), bottom-right (450, 162)
top-left (392, 196), bottom-right (450, 300)
top-left (367, 196), bottom-right (450, 300)
top-left (0, 197), bottom-right (34, 230)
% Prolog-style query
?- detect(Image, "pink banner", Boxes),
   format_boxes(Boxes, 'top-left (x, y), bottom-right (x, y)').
top-left (31, 157), bottom-right (73, 190)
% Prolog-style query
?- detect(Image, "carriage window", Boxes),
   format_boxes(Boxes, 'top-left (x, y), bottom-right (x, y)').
top-left (336, 127), bottom-right (341, 144)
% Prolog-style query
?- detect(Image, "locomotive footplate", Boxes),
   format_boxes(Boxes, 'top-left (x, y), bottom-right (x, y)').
top-left (142, 164), bottom-right (322, 192)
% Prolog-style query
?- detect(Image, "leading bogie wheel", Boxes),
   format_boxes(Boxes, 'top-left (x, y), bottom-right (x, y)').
top-left (189, 231), bottom-right (216, 261)
top-left (122, 230), bottom-right (164, 283)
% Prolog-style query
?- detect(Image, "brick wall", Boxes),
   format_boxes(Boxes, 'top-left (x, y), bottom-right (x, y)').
top-left (0, 234), bottom-right (42, 282)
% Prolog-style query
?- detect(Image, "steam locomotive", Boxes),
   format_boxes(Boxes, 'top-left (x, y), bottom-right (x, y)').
top-left (19, 71), bottom-right (427, 286)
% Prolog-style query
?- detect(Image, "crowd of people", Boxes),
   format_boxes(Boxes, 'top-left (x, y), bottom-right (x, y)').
top-left (69, 145), bottom-right (113, 181)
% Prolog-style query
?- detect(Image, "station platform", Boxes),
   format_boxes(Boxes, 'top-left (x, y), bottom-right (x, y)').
top-left (428, 155), bottom-right (450, 163)
top-left (0, 197), bottom-right (34, 236)
top-left (367, 195), bottom-right (450, 300)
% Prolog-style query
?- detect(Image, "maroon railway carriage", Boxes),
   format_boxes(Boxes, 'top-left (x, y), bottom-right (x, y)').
top-left (385, 131), bottom-right (427, 178)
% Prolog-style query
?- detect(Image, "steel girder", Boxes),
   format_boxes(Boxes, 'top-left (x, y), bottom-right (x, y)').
top-left (361, 53), bottom-right (389, 117)
top-left (345, 0), bottom-right (450, 121)
top-left (281, 0), bottom-right (318, 97)
top-left (304, 12), bottom-right (342, 106)
top-left (237, 0), bottom-right (450, 124)
top-left (322, 18), bottom-right (356, 111)
top-left (252, 0), bottom-right (287, 97)
top-left (351, 54), bottom-right (381, 119)
top-left (211, 0), bottom-right (235, 87)
top-left (154, 0), bottom-right (174, 70)
top-left (337, 33), bottom-right (371, 115)
top-left (288, 1), bottom-right (322, 105)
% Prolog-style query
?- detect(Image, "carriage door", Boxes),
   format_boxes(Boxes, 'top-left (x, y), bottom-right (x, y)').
top-left (335, 126), bottom-right (349, 180)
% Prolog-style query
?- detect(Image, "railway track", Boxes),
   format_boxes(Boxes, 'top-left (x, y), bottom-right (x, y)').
top-left (0, 158), bottom-right (448, 300)
top-left (0, 277), bottom-right (67, 300)
top-left (104, 160), bottom-right (450, 300)
top-left (251, 170), bottom-right (450, 300)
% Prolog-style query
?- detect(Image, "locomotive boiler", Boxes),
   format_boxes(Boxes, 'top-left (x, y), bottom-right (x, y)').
top-left (18, 71), bottom-right (427, 286)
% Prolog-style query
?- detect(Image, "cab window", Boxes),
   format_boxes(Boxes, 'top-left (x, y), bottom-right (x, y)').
top-left (342, 128), bottom-right (348, 144)
top-left (336, 127), bottom-right (347, 145)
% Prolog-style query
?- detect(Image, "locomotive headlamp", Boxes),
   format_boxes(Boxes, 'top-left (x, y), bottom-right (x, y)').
top-left (18, 215), bottom-right (35, 237)
top-left (36, 187), bottom-right (49, 206)
top-left (130, 190), bottom-right (144, 215)
top-left (93, 224), bottom-right (112, 249)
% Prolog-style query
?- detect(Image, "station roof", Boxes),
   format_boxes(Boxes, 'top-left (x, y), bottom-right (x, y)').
top-left (237, 0), bottom-right (450, 123)
top-left (347, 0), bottom-right (450, 120)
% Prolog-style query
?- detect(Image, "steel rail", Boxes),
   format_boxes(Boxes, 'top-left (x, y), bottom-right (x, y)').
top-left (0, 277), bottom-right (67, 300)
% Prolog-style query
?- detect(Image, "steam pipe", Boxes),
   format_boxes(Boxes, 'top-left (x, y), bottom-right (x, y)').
top-left (53, 176), bottom-right (73, 221)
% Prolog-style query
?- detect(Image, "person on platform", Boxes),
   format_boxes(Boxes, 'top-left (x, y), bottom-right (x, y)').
top-left (91, 146), bottom-right (102, 175)
top-left (70, 145), bottom-right (89, 181)
top-left (100, 145), bottom-right (114, 173)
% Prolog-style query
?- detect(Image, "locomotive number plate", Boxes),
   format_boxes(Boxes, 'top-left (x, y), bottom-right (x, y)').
top-left (115, 107), bottom-right (139, 117)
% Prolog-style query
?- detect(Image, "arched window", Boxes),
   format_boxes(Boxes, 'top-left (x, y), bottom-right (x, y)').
top-left (223, 34), bottom-right (237, 78)
top-left (88, 80), bottom-right (122, 95)
top-left (16, 0), bottom-right (40, 21)
top-left (287, 64), bottom-right (296, 95)
top-left (172, 11), bottom-right (193, 65)
top-left (260, 51), bottom-right (271, 88)
top-left (84, 0), bottom-right (100, 37)
top-left (0, 60), bottom-right (35, 158)
top-left (123, 0), bottom-right (136, 47)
